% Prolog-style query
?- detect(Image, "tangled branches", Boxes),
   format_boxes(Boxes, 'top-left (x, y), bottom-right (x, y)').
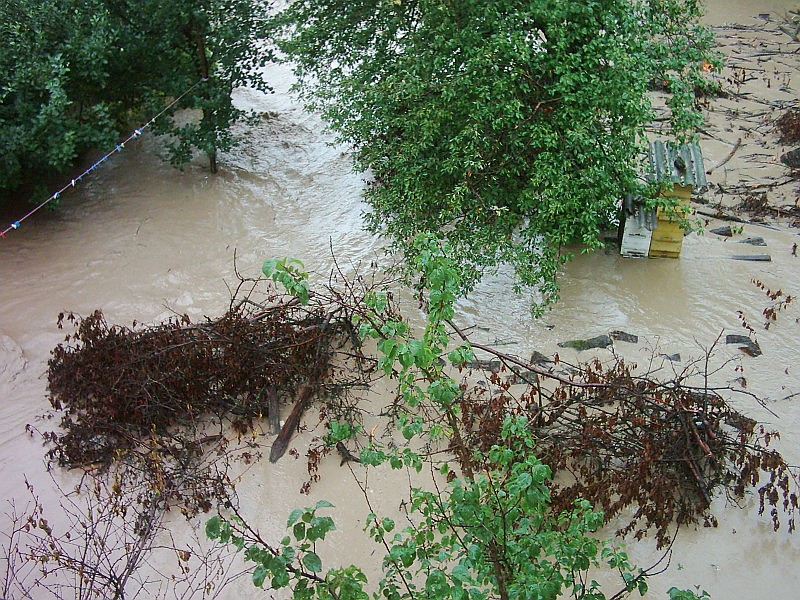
top-left (42, 268), bottom-right (382, 517)
top-left (48, 297), bottom-right (327, 468)
top-left (456, 348), bottom-right (798, 549)
top-left (48, 276), bottom-right (368, 466)
top-left (15, 268), bottom-right (385, 597)
top-left (1, 472), bottom-right (247, 599)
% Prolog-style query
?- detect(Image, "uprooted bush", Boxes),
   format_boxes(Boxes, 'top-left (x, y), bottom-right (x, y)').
top-left (454, 347), bottom-right (797, 549)
top-left (47, 299), bottom-right (327, 467)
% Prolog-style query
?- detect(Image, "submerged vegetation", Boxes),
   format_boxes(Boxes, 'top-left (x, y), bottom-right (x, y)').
top-left (7, 239), bottom-right (795, 598)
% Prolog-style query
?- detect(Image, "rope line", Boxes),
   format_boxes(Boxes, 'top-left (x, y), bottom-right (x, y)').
top-left (1, 78), bottom-right (208, 239)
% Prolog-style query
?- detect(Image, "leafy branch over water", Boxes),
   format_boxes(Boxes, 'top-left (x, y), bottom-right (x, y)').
top-left (16, 241), bottom-right (798, 597)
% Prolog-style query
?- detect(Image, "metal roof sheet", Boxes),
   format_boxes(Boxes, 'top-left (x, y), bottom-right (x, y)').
top-left (647, 140), bottom-right (708, 191)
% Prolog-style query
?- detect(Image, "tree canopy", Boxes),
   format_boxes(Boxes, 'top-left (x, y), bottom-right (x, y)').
top-left (273, 0), bottom-right (718, 305)
top-left (0, 0), bottom-right (271, 204)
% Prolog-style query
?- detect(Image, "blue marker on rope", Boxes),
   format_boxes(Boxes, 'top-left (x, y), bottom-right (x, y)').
top-left (11, 222), bottom-right (20, 230)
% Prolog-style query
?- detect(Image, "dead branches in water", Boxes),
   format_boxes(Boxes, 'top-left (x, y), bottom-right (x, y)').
top-left (19, 270), bottom-right (384, 597)
top-left (48, 303), bottom-right (322, 467)
top-left (455, 349), bottom-right (798, 549)
top-left (46, 277), bottom-right (372, 471)
top-left (40, 269), bottom-right (383, 530)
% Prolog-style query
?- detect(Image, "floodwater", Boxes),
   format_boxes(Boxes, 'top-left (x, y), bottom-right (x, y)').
top-left (2, 1), bottom-right (800, 597)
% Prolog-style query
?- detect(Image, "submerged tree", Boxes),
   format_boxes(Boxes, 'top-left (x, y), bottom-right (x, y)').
top-left (272, 0), bottom-right (718, 305)
top-left (0, 0), bottom-right (271, 203)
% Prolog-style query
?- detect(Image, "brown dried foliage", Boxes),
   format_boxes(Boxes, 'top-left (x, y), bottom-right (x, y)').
top-left (48, 298), bottom-right (327, 468)
top-left (456, 354), bottom-right (798, 549)
top-left (41, 267), bottom-right (381, 521)
top-left (751, 278), bottom-right (794, 329)
top-left (736, 192), bottom-right (800, 224)
top-left (776, 108), bottom-right (800, 145)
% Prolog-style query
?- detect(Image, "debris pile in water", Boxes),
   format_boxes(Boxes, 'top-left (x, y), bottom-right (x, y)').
top-left (45, 283), bottom-right (363, 470)
top-left (776, 108), bottom-right (800, 145)
top-left (456, 347), bottom-right (798, 548)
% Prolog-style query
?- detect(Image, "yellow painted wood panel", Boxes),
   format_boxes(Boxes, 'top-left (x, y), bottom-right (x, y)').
top-left (648, 185), bottom-right (691, 258)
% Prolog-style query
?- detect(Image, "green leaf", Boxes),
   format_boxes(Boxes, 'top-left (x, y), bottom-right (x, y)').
top-left (271, 568), bottom-right (290, 589)
top-left (262, 257), bottom-right (280, 278)
top-left (287, 508), bottom-right (304, 527)
top-left (205, 516), bottom-right (221, 539)
top-left (252, 564), bottom-right (268, 588)
top-left (302, 551), bottom-right (323, 573)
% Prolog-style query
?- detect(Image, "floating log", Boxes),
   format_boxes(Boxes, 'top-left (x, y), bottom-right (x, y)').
top-left (710, 225), bottom-right (734, 237)
top-left (731, 254), bottom-right (772, 262)
top-left (725, 334), bottom-right (762, 357)
top-left (609, 330), bottom-right (639, 344)
top-left (737, 237), bottom-right (767, 246)
top-left (706, 137), bottom-right (742, 175)
top-left (558, 335), bottom-right (612, 351)
top-left (267, 385), bottom-right (280, 435)
top-left (270, 384), bottom-right (314, 463)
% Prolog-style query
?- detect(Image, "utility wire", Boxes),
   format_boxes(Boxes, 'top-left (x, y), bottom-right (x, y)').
top-left (1, 78), bottom-right (208, 238)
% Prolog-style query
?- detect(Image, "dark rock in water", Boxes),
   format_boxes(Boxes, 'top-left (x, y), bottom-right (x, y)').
top-left (660, 353), bottom-right (681, 362)
top-left (780, 147), bottom-right (800, 169)
top-left (725, 334), bottom-right (751, 344)
top-left (725, 335), bottom-right (762, 357)
top-left (558, 334), bottom-right (612, 351)
top-left (609, 330), bottom-right (638, 344)
top-left (466, 359), bottom-right (502, 372)
top-left (737, 237), bottom-right (767, 247)
top-left (710, 226), bottom-right (733, 237)
top-left (506, 370), bottom-right (540, 385)
top-left (530, 351), bottom-right (552, 365)
top-left (731, 254), bottom-right (771, 262)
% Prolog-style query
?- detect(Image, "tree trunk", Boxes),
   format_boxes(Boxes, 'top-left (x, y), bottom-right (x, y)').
top-left (193, 29), bottom-right (218, 173)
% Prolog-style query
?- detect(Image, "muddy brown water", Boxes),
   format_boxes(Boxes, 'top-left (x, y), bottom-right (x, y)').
top-left (2, 2), bottom-right (800, 597)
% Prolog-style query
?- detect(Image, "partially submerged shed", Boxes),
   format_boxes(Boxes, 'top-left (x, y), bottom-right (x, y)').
top-left (647, 140), bottom-right (707, 258)
top-left (620, 141), bottom-right (707, 258)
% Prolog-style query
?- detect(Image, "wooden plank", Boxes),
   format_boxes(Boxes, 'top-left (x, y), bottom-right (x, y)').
top-left (269, 383), bottom-right (314, 463)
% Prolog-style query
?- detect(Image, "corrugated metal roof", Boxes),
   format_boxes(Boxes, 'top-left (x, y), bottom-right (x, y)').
top-left (647, 140), bottom-right (708, 191)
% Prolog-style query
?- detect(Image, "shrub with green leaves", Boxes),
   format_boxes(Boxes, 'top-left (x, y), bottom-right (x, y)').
top-left (0, 0), bottom-right (271, 202)
top-left (208, 414), bottom-right (712, 599)
top-left (211, 239), bottom-right (711, 599)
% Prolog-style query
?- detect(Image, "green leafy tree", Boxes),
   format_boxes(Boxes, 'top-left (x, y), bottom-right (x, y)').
top-left (0, 0), bottom-right (119, 196)
top-left (129, 0), bottom-right (273, 173)
top-left (272, 0), bottom-right (718, 306)
top-left (0, 0), bottom-right (271, 204)
top-left (209, 417), bottom-right (661, 599)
